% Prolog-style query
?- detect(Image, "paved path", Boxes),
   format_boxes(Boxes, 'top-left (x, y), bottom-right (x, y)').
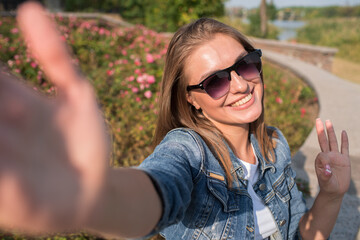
top-left (262, 50), bottom-right (360, 239)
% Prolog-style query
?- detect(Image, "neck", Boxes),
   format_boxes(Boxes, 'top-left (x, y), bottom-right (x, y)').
top-left (213, 123), bottom-right (256, 164)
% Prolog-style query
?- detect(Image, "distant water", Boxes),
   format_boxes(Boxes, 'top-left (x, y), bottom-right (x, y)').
top-left (271, 20), bottom-right (306, 41)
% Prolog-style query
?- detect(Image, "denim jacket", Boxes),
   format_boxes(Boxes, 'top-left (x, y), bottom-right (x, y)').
top-left (138, 127), bottom-right (307, 240)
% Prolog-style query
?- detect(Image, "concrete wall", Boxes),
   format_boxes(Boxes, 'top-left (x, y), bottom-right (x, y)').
top-left (250, 38), bottom-right (338, 72)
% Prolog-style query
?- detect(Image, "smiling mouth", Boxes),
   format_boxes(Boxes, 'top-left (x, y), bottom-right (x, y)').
top-left (230, 92), bottom-right (253, 107)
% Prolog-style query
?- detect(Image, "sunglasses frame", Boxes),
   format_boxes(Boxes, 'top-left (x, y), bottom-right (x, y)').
top-left (186, 49), bottom-right (262, 99)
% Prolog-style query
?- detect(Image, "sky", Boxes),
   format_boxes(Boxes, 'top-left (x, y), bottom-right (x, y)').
top-left (225, 0), bottom-right (360, 8)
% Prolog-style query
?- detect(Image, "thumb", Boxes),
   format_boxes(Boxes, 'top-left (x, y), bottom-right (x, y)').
top-left (315, 152), bottom-right (332, 182)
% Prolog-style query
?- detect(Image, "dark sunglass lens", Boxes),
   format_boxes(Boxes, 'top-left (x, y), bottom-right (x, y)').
top-left (236, 54), bottom-right (261, 80)
top-left (237, 63), bottom-right (260, 80)
top-left (203, 72), bottom-right (230, 99)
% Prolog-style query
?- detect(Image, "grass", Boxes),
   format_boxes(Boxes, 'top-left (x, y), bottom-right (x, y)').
top-left (296, 17), bottom-right (360, 64)
top-left (296, 17), bottom-right (360, 85)
top-left (332, 57), bottom-right (360, 84)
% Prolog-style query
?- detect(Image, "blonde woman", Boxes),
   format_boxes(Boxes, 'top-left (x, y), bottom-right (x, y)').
top-left (0, 2), bottom-right (350, 240)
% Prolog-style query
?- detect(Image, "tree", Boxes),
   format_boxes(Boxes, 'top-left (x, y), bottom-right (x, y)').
top-left (260, 0), bottom-right (267, 37)
top-left (63, 0), bottom-right (225, 32)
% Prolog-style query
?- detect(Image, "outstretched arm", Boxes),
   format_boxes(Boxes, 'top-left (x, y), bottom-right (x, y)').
top-left (0, 2), bottom-right (161, 238)
top-left (299, 119), bottom-right (351, 239)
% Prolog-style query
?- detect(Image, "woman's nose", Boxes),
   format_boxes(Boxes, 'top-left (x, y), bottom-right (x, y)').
top-left (229, 71), bottom-right (249, 94)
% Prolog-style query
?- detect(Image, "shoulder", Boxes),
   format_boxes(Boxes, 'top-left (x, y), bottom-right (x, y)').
top-left (140, 128), bottom-right (206, 177)
top-left (160, 128), bottom-right (205, 146)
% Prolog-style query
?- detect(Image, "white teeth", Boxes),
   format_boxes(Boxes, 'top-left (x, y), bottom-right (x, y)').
top-left (231, 93), bottom-right (252, 107)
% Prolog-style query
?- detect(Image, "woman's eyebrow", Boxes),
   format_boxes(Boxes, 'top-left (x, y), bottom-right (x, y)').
top-left (234, 51), bottom-right (248, 63)
top-left (198, 51), bottom-right (248, 82)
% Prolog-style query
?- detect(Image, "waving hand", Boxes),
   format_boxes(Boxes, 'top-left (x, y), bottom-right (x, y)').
top-left (0, 2), bottom-right (110, 233)
top-left (315, 118), bottom-right (351, 197)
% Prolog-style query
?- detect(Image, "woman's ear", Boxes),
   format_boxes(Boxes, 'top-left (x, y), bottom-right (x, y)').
top-left (186, 93), bottom-right (201, 110)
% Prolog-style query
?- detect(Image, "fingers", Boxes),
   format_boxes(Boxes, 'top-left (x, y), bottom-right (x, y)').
top-left (316, 118), bottom-right (329, 152)
top-left (17, 2), bottom-right (82, 94)
top-left (341, 130), bottom-right (349, 156)
top-left (325, 120), bottom-right (339, 152)
top-left (316, 118), bottom-right (342, 153)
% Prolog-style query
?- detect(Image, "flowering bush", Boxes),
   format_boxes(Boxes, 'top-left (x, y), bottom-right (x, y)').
top-left (0, 15), bottom-right (316, 239)
top-left (1, 15), bottom-right (169, 168)
top-left (263, 63), bottom-right (317, 154)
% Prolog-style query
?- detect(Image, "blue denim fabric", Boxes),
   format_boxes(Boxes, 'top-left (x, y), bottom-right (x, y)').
top-left (137, 127), bottom-right (307, 240)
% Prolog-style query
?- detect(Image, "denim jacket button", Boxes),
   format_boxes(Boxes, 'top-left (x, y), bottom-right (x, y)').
top-left (259, 183), bottom-right (266, 191)
top-left (246, 226), bottom-right (254, 232)
top-left (279, 220), bottom-right (286, 226)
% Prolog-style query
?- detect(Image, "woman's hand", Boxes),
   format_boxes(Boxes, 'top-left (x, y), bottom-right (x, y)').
top-left (315, 118), bottom-right (351, 199)
top-left (0, 2), bottom-right (110, 233)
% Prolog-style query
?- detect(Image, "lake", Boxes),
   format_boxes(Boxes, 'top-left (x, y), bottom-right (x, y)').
top-left (271, 20), bottom-right (306, 41)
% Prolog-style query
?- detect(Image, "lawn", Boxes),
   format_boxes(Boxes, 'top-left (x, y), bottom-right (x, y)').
top-left (296, 17), bottom-right (360, 84)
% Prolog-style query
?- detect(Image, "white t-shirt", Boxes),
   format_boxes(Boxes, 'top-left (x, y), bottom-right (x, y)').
top-left (238, 146), bottom-right (277, 239)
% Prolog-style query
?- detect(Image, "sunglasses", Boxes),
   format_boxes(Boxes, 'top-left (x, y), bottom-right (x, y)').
top-left (187, 49), bottom-right (262, 99)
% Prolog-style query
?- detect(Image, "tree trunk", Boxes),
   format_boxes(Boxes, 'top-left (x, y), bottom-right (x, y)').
top-left (260, 0), bottom-right (267, 38)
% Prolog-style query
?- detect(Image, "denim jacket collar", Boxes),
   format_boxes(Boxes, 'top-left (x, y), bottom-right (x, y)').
top-left (228, 132), bottom-right (276, 188)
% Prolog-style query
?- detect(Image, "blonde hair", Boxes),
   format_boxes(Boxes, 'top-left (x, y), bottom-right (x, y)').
top-left (153, 18), bottom-right (277, 187)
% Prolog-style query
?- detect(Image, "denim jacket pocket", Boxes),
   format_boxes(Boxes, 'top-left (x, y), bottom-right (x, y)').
top-left (273, 166), bottom-right (295, 203)
top-left (206, 171), bottom-right (241, 212)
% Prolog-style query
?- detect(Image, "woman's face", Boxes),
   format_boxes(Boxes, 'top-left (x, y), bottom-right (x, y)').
top-left (185, 34), bottom-right (263, 132)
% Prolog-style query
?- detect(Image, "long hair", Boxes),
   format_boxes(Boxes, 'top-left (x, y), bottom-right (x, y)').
top-left (153, 18), bottom-right (277, 187)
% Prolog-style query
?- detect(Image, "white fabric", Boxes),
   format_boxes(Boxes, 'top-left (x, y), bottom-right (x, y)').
top-left (239, 145), bottom-right (277, 240)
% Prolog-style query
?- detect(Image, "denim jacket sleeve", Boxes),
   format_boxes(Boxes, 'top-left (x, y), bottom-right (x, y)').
top-left (136, 129), bottom-right (203, 238)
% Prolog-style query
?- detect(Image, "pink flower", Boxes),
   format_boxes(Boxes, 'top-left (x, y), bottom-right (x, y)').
top-left (108, 62), bottom-right (114, 67)
top-left (126, 76), bottom-right (135, 82)
top-left (132, 87), bottom-right (139, 93)
top-left (11, 28), bottom-right (19, 34)
top-left (107, 69), bottom-right (114, 76)
top-left (300, 108), bottom-right (306, 118)
top-left (275, 97), bottom-right (283, 104)
top-left (30, 62), bottom-right (37, 68)
top-left (134, 69), bottom-right (141, 75)
top-left (137, 75), bottom-right (145, 83)
top-left (99, 28), bottom-right (105, 35)
top-left (136, 97), bottom-right (141, 102)
top-left (7, 60), bottom-right (14, 67)
top-left (146, 53), bottom-right (154, 63)
top-left (144, 90), bottom-right (152, 99)
top-left (139, 126), bottom-right (143, 131)
top-left (134, 59), bottom-right (141, 66)
top-left (147, 75), bottom-right (155, 84)
top-left (121, 50), bottom-right (127, 56)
